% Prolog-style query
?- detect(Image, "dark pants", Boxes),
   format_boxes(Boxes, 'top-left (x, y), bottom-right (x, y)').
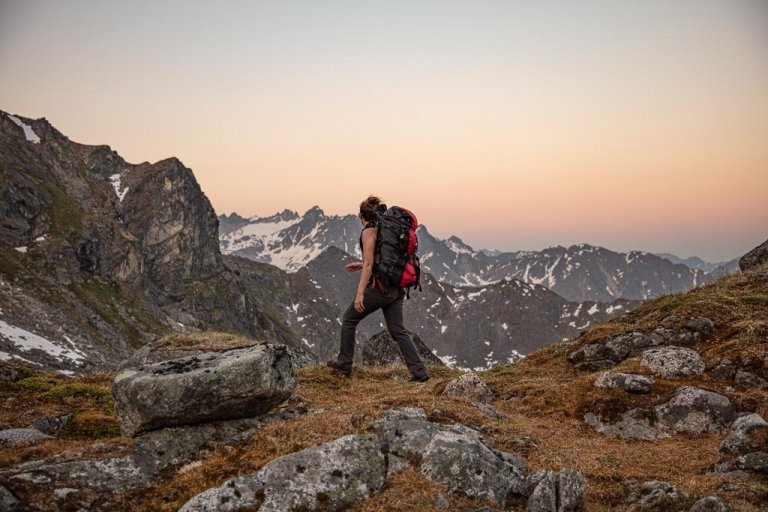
top-left (337, 286), bottom-right (428, 378)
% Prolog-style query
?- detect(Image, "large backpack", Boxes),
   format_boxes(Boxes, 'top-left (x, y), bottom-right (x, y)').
top-left (373, 206), bottom-right (422, 298)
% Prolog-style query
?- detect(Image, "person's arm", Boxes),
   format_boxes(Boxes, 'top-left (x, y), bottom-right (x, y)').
top-left (354, 229), bottom-right (376, 312)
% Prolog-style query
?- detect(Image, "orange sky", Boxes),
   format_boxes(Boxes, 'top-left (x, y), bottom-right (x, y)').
top-left (1, 1), bottom-right (766, 260)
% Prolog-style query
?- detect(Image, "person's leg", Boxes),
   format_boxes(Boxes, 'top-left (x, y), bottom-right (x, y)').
top-left (336, 287), bottom-right (389, 373)
top-left (382, 289), bottom-right (428, 379)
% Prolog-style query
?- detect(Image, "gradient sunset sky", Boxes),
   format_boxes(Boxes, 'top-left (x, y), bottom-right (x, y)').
top-left (1, 0), bottom-right (766, 261)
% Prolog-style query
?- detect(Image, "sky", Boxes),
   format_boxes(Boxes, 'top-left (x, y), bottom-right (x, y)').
top-left (1, 0), bottom-right (766, 262)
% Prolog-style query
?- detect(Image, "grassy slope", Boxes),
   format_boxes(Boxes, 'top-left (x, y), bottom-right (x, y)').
top-left (1, 263), bottom-right (766, 511)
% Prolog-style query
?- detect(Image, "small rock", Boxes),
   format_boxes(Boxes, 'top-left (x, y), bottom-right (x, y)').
top-left (689, 495), bottom-right (731, 512)
top-left (720, 413), bottom-right (768, 455)
top-left (594, 372), bottom-right (654, 393)
top-left (29, 413), bottom-right (72, 436)
top-left (0, 485), bottom-right (19, 511)
top-left (626, 480), bottom-right (678, 511)
top-left (472, 401), bottom-right (503, 419)
top-left (435, 493), bottom-right (450, 509)
top-left (641, 346), bottom-right (705, 377)
top-left (734, 370), bottom-right (767, 388)
top-left (684, 317), bottom-right (715, 337)
top-left (709, 359), bottom-right (736, 381)
top-left (442, 372), bottom-right (494, 403)
top-left (526, 471), bottom-right (557, 511)
top-left (0, 428), bottom-right (53, 443)
top-left (525, 469), bottom-right (586, 512)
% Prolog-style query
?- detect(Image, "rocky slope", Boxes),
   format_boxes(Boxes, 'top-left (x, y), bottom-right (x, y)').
top-left (219, 208), bottom-right (732, 302)
top-left (0, 110), bottom-right (305, 373)
top-left (0, 244), bottom-right (765, 511)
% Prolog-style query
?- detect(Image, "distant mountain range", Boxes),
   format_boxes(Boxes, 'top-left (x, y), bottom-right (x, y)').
top-left (219, 208), bottom-right (738, 303)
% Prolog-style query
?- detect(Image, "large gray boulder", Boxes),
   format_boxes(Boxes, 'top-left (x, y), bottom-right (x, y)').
top-left (179, 434), bottom-right (386, 512)
top-left (739, 238), bottom-right (768, 271)
top-left (374, 409), bottom-right (526, 506)
top-left (689, 496), bottom-right (731, 512)
top-left (655, 387), bottom-right (735, 435)
top-left (112, 343), bottom-right (296, 436)
top-left (0, 428), bottom-right (52, 443)
top-left (362, 329), bottom-right (444, 367)
top-left (641, 346), bottom-right (705, 378)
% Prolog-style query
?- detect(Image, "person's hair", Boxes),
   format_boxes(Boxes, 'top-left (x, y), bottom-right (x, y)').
top-left (359, 195), bottom-right (385, 223)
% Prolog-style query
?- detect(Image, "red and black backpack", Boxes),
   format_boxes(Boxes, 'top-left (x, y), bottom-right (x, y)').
top-left (372, 206), bottom-right (422, 298)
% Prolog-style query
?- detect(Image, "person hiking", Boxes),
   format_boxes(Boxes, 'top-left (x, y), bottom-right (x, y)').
top-left (327, 195), bottom-right (430, 382)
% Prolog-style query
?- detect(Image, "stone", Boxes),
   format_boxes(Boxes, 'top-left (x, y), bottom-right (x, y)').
top-left (584, 409), bottom-right (663, 442)
top-left (112, 343), bottom-right (296, 436)
top-left (626, 480), bottom-right (678, 511)
top-left (641, 346), bottom-right (705, 377)
top-left (372, 406), bottom-right (427, 427)
top-left (0, 485), bottom-right (19, 511)
top-left (567, 331), bottom-right (654, 371)
top-left (473, 401), bottom-right (503, 419)
top-left (720, 413), bottom-right (768, 456)
top-left (734, 370), bottom-right (767, 388)
top-left (525, 469), bottom-right (585, 512)
top-left (362, 329), bottom-right (444, 367)
top-left (655, 387), bottom-right (735, 435)
top-left (689, 496), bottom-right (731, 512)
top-left (709, 359), bottom-right (736, 381)
top-left (684, 317), bottom-right (715, 337)
top-left (28, 413), bottom-right (72, 436)
top-left (180, 434), bottom-right (386, 512)
top-left (739, 238), bottom-right (768, 272)
top-left (436, 493), bottom-right (450, 509)
top-left (594, 372), bottom-right (654, 393)
top-left (0, 428), bottom-right (53, 443)
top-left (421, 429), bottom-right (526, 507)
top-left (715, 452), bottom-right (768, 474)
top-left (442, 372), bottom-right (494, 403)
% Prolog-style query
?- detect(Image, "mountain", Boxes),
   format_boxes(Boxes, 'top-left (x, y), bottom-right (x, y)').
top-left (0, 110), bottom-right (308, 373)
top-left (303, 247), bottom-right (638, 369)
top-left (655, 252), bottom-right (740, 273)
top-left (219, 208), bottom-right (729, 302)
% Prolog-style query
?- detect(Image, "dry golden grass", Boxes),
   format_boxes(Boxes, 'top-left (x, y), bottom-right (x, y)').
top-left (152, 331), bottom-right (268, 351)
top-left (3, 264), bottom-right (768, 510)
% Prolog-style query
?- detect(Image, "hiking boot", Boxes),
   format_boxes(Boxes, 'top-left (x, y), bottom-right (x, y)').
top-left (409, 374), bottom-right (430, 383)
top-left (326, 360), bottom-right (351, 377)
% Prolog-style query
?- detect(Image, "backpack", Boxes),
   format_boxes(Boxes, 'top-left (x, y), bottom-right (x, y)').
top-left (372, 206), bottom-right (422, 298)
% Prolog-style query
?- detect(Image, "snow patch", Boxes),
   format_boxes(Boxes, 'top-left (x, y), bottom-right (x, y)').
top-left (109, 173), bottom-right (130, 202)
top-left (6, 114), bottom-right (41, 143)
top-left (0, 320), bottom-right (87, 364)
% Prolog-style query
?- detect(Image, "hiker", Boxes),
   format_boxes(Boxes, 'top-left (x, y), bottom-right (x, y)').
top-left (327, 195), bottom-right (430, 382)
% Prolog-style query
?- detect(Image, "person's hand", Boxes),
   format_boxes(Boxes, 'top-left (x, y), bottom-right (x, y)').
top-left (354, 293), bottom-right (365, 313)
top-left (345, 262), bottom-right (363, 273)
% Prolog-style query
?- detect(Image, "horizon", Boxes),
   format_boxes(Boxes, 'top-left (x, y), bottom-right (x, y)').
top-left (2, 1), bottom-right (766, 262)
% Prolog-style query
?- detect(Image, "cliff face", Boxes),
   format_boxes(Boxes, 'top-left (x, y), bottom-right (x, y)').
top-left (0, 110), bottom-right (302, 372)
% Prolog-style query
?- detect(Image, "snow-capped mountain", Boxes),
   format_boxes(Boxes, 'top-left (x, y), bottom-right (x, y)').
top-left (219, 208), bottom-right (731, 302)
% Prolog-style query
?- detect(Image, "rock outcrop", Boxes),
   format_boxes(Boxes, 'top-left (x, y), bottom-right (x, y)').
top-left (112, 343), bottom-right (296, 436)
top-left (640, 346), bottom-right (705, 377)
top-left (361, 329), bottom-right (444, 367)
top-left (739, 238), bottom-right (768, 271)
top-left (594, 372), bottom-right (654, 393)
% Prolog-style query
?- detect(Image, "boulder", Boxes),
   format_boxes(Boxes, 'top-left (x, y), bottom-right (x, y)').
top-left (734, 370), bottom-right (767, 388)
top-left (641, 346), bottom-right (705, 378)
top-left (625, 480), bottom-right (678, 511)
top-left (584, 408), bottom-right (663, 442)
top-left (739, 238), bottom-right (768, 271)
top-left (567, 332), bottom-right (655, 371)
top-left (421, 429), bottom-right (526, 506)
top-left (373, 408), bottom-right (527, 505)
top-left (442, 373), bottom-right (494, 403)
top-left (0, 484), bottom-right (19, 511)
top-left (112, 343), bottom-right (296, 436)
top-left (525, 469), bottom-right (586, 512)
top-left (709, 359), bottom-right (736, 381)
top-left (684, 317), bottom-right (715, 337)
top-left (720, 413), bottom-right (768, 455)
top-left (714, 452), bottom-right (768, 474)
top-left (655, 387), bottom-right (735, 435)
top-left (362, 329), bottom-right (444, 367)
top-left (689, 496), bottom-right (731, 512)
top-left (0, 428), bottom-right (53, 443)
top-left (28, 413), bottom-right (72, 436)
top-left (594, 372), bottom-right (654, 393)
top-left (179, 434), bottom-right (386, 512)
